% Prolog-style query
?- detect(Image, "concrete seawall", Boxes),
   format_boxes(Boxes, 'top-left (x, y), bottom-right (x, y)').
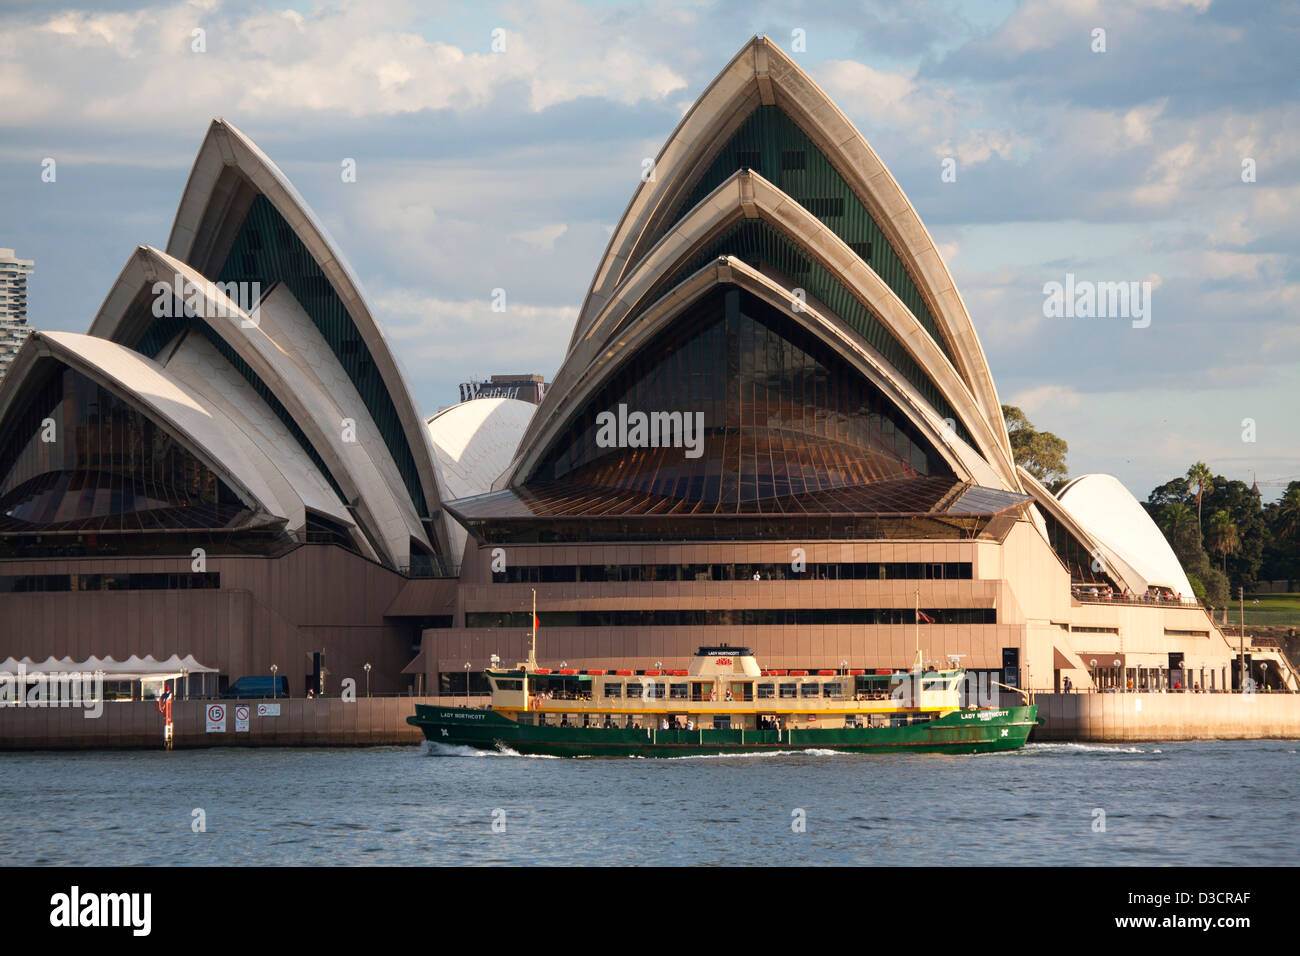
top-left (1034, 692), bottom-right (1300, 742)
top-left (0, 697), bottom-right (476, 750)
top-left (4, 694), bottom-right (1298, 748)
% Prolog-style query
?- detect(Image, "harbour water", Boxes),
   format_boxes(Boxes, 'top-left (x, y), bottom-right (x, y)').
top-left (3, 740), bottom-right (1295, 866)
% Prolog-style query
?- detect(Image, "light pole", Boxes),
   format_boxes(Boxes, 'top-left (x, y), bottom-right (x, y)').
top-left (270, 663), bottom-right (278, 700)
top-left (1260, 661), bottom-right (1268, 692)
top-left (465, 662), bottom-right (472, 707)
top-left (1114, 659), bottom-right (1122, 693)
top-left (1090, 659), bottom-right (1097, 691)
top-left (841, 659), bottom-right (848, 677)
top-left (363, 662), bottom-right (371, 698)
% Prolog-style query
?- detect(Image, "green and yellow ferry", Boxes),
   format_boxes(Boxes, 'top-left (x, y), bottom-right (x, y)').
top-left (408, 644), bottom-right (1039, 758)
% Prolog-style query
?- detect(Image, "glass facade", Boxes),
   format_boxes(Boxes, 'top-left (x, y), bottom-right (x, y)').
top-left (0, 572), bottom-right (220, 592)
top-left (0, 365), bottom-right (251, 532)
top-left (642, 105), bottom-right (953, 365)
top-left (216, 195), bottom-right (429, 520)
top-left (1040, 507), bottom-right (1119, 588)
top-left (466, 607), bottom-right (997, 628)
top-left (493, 560), bottom-right (973, 583)
top-left (529, 286), bottom-right (951, 505)
top-left (626, 217), bottom-right (974, 447)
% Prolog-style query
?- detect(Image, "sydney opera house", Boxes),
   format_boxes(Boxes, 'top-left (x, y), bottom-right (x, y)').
top-left (1, 38), bottom-right (1280, 699)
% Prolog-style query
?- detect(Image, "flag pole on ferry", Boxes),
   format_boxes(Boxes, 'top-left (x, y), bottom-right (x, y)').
top-left (913, 586), bottom-right (923, 673)
top-left (529, 587), bottom-right (538, 671)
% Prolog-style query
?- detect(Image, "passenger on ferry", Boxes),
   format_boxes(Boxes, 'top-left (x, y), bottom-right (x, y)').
top-left (686, 719), bottom-right (695, 730)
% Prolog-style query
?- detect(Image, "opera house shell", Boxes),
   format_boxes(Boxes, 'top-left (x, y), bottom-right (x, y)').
top-left (1, 37), bottom-right (1284, 697)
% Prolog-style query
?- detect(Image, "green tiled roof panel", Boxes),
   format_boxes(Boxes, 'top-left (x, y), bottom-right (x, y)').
top-left (657, 105), bottom-right (954, 367)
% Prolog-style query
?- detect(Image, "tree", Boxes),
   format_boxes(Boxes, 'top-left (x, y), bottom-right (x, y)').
top-left (1157, 500), bottom-right (1226, 609)
top-left (1201, 477), bottom-right (1264, 592)
top-left (1263, 484), bottom-right (1300, 588)
top-left (1278, 485), bottom-right (1300, 543)
top-left (1160, 501), bottom-right (1201, 568)
top-left (1002, 405), bottom-right (1069, 488)
top-left (1186, 461), bottom-right (1214, 529)
top-left (1146, 476), bottom-right (1191, 507)
top-left (1207, 509), bottom-right (1240, 574)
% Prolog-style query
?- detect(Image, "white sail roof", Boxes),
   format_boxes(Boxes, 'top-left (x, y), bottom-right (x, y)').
top-left (427, 397), bottom-right (535, 559)
top-left (1056, 473), bottom-right (1195, 596)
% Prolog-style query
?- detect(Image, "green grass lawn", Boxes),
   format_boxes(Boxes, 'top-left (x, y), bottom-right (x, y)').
top-left (1239, 593), bottom-right (1300, 628)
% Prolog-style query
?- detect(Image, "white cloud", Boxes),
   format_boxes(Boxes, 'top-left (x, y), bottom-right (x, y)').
top-left (816, 58), bottom-right (1024, 166)
top-left (0, 0), bottom-right (687, 127)
top-left (1008, 384), bottom-right (1084, 414)
top-left (514, 223), bottom-right (568, 250)
top-left (376, 288), bottom-right (577, 372)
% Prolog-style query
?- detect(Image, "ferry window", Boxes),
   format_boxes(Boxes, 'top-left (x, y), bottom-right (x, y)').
top-left (713, 715), bottom-right (731, 730)
top-left (821, 682), bottom-right (842, 698)
top-left (626, 683), bottom-right (643, 699)
top-left (669, 683), bottom-right (688, 699)
top-left (923, 680), bottom-right (945, 691)
top-left (779, 683), bottom-right (797, 699)
top-left (643, 682), bottom-right (666, 701)
top-left (495, 679), bottom-right (522, 691)
top-left (800, 682), bottom-right (820, 698)
top-left (757, 683), bottom-right (775, 699)
top-left (603, 683), bottom-right (622, 698)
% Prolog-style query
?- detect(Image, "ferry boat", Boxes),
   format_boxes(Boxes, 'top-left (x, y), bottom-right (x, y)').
top-left (408, 644), bottom-right (1039, 758)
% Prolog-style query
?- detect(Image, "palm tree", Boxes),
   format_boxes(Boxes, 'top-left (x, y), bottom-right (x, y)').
top-left (1161, 501), bottom-right (1196, 537)
top-left (1278, 486), bottom-right (1300, 543)
top-left (1186, 462), bottom-right (1214, 529)
top-left (1207, 509), bottom-right (1240, 575)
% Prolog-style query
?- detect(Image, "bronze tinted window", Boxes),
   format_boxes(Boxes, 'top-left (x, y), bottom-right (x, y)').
top-left (528, 286), bottom-right (951, 505)
top-left (0, 365), bottom-right (247, 532)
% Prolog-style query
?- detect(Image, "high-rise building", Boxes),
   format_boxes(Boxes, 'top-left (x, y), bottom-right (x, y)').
top-left (0, 248), bottom-right (33, 324)
top-left (0, 248), bottom-right (34, 381)
top-left (458, 374), bottom-right (548, 404)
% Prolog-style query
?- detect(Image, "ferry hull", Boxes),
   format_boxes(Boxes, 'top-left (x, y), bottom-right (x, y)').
top-left (407, 705), bottom-right (1039, 757)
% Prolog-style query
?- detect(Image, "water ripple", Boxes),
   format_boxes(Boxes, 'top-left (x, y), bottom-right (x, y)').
top-left (0, 740), bottom-right (1296, 865)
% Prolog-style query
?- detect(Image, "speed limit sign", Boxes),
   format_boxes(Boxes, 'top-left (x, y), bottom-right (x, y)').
top-left (206, 703), bottom-right (226, 733)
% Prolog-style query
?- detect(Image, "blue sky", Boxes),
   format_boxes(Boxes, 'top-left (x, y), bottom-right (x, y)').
top-left (1, 0), bottom-right (1296, 501)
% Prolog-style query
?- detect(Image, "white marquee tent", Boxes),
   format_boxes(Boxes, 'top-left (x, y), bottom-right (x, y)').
top-left (0, 654), bottom-right (218, 697)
